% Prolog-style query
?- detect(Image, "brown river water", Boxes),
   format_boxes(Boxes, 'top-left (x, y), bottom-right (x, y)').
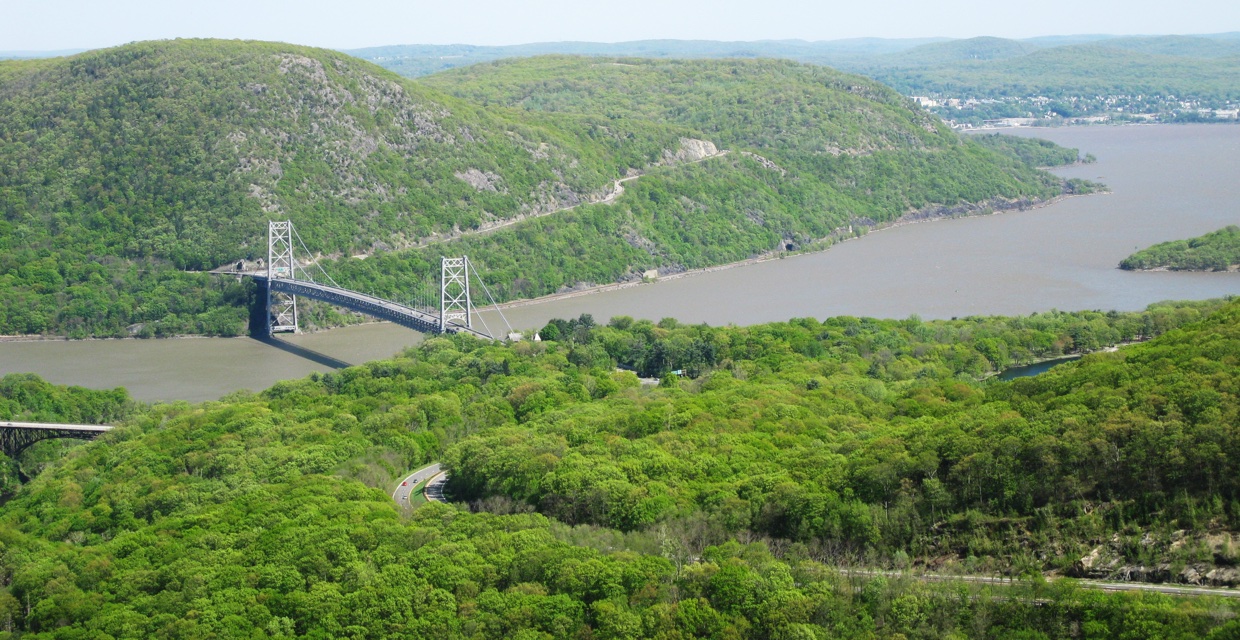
top-left (2, 124), bottom-right (1237, 402)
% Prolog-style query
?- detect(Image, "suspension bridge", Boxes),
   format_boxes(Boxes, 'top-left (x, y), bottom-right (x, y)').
top-left (2, 223), bottom-right (514, 459)
top-left (218, 221), bottom-right (512, 340)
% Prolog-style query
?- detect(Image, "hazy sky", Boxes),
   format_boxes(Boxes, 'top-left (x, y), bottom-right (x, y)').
top-left (3, 0), bottom-right (1238, 51)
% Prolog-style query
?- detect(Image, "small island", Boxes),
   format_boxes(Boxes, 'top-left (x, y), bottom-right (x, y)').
top-left (1120, 224), bottom-right (1240, 271)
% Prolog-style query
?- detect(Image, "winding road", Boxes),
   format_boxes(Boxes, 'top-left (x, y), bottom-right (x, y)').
top-left (392, 463), bottom-right (448, 506)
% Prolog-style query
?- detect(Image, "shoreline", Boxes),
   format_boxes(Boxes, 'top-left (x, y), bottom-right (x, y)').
top-left (0, 332), bottom-right (240, 344)
top-left (1123, 265), bottom-right (1240, 273)
top-left (493, 189), bottom-right (1101, 313)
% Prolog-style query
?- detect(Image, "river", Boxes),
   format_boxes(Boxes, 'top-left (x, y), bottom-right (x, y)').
top-left (2, 124), bottom-right (1237, 402)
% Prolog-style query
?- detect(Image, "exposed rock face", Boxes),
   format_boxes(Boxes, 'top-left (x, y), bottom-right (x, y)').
top-left (662, 138), bottom-right (719, 164)
top-left (1071, 532), bottom-right (1240, 587)
top-left (455, 168), bottom-right (504, 192)
top-left (1075, 544), bottom-right (1123, 579)
top-left (740, 151), bottom-right (787, 175)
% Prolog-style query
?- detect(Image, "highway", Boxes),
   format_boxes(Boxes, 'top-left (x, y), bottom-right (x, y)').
top-left (382, 466), bottom-right (1237, 600)
top-left (424, 471), bottom-right (448, 502)
top-left (392, 463), bottom-right (448, 506)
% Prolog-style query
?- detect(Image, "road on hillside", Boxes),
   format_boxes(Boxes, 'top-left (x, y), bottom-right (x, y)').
top-left (392, 463), bottom-right (446, 505)
top-left (844, 569), bottom-right (1240, 599)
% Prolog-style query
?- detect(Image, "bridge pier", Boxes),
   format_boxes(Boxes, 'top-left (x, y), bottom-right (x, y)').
top-left (250, 269), bottom-right (298, 338)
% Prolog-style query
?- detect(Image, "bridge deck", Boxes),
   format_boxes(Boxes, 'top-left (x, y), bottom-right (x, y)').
top-left (255, 276), bottom-right (492, 340)
top-left (1, 421), bottom-right (114, 458)
top-left (1, 421), bottom-right (113, 432)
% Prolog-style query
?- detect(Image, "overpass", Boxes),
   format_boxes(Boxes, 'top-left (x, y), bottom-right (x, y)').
top-left (1, 421), bottom-right (113, 458)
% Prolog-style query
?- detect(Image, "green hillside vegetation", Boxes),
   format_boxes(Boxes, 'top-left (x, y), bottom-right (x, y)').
top-left (0, 42), bottom-right (1080, 338)
top-left (1120, 225), bottom-right (1240, 271)
top-left (2, 299), bottom-right (1238, 637)
top-left (449, 299), bottom-right (1240, 570)
top-left (0, 374), bottom-right (133, 493)
top-left (970, 134), bottom-right (1093, 167)
top-left (421, 56), bottom-right (963, 153)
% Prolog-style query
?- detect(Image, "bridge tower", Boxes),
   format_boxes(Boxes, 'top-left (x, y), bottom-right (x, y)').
top-left (267, 220), bottom-right (298, 335)
top-left (440, 257), bottom-right (473, 332)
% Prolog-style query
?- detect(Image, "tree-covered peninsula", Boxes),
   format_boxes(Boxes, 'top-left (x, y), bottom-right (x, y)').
top-left (2, 298), bottom-right (1238, 637)
top-left (0, 41), bottom-right (1090, 338)
top-left (1120, 225), bottom-right (1240, 271)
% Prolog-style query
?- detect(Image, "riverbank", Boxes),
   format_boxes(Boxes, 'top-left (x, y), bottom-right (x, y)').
top-left (1123, 265), bottom-right (1240, 273)
top-left (0, 333), bottom-right (234, 344)
top-left (494, 189), bottom-right (1101, 314)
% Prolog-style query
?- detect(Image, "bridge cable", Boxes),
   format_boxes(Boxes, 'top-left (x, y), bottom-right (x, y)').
top-left (472, 302), bottom-right (495, 340)
top-left (290, 224), bottom-right (344, 290)
top-left (468, 261), bottom-right (514, 337)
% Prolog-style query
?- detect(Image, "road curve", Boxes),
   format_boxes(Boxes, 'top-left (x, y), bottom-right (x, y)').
top-left (392, 463), bottom-right (445, 505)
top-left (424, 472), bottom-right (448, 503)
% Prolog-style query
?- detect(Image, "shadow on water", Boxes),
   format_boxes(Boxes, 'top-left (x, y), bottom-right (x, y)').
top-left (248, 280), bottom-right (352, 370)
top-left (256, 336), bottom-right (353, 370)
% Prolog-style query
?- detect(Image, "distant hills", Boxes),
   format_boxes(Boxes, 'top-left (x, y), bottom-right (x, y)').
top-left (0, 48), bottom-right (87, 60)
top-left (869, 36), bottom-right (1041, 66)
top-left (350, 33), bottom-right (1240, 126)
top-left (13, 33), bottom-right (1239, 104)
top-left (344, 33), bottom-right (1240, 77)
top-left (0, 40), bottom-right (1074, 337)
top-left (345, 38), bottom-right (950, 78)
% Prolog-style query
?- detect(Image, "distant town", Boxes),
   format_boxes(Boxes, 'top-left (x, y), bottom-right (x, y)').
top-left (913, 94), bottom-right (1240, 128)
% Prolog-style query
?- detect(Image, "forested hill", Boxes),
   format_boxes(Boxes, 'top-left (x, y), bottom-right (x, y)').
top-left (1, 299), bottom-right (1238, 637)
top-left (421, 56), bottom-right (952, 154)
top-left (0, 40), bottom-right (660, 269)
top-left (0, 41), bottom-right (1075, 338)
top-left (1120, 225), bottom-right (1240, 271)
